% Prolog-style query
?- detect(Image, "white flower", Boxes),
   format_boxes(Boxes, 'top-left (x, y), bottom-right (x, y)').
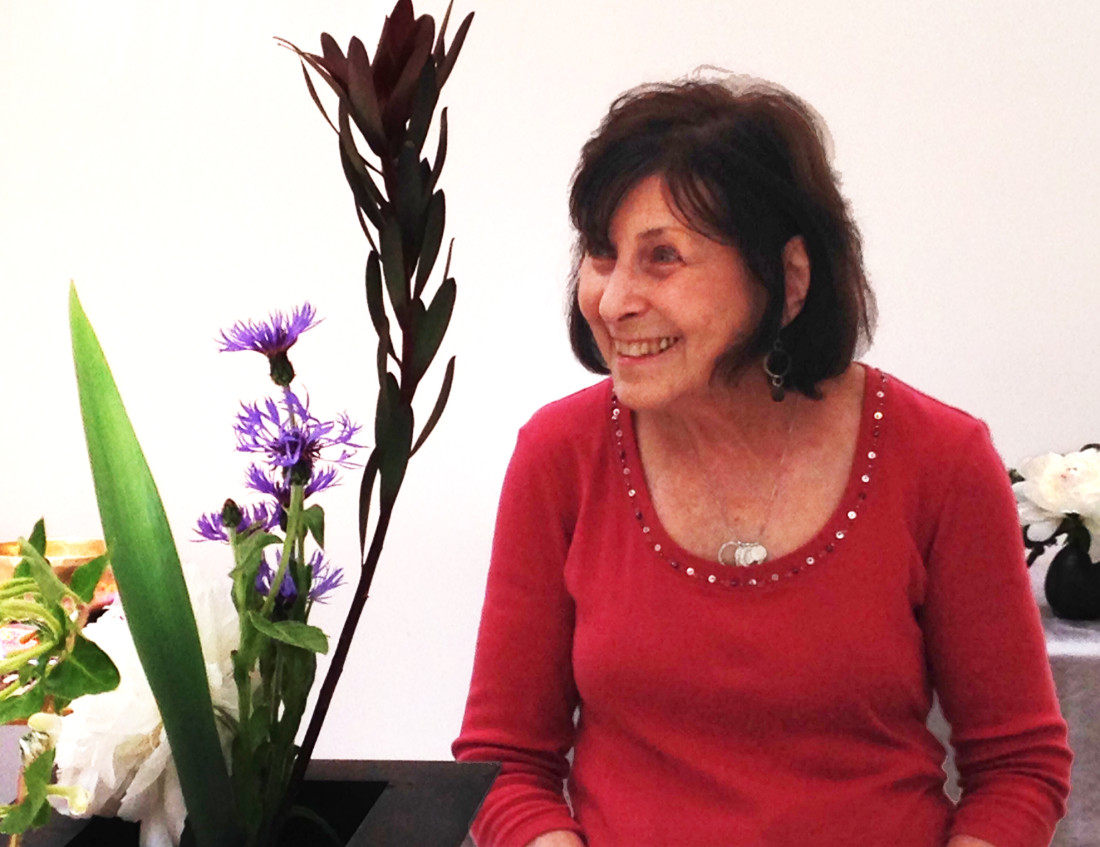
top-left (1015, 448), bottom-right (1100, 520)
top-left (53, 562), bottom-right (240, 847)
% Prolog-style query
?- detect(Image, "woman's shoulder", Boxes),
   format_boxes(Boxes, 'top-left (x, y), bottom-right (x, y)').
top-left (519, 378), bottom-right (613, 444)
top-left (877, 367), bottom-right (992, 453)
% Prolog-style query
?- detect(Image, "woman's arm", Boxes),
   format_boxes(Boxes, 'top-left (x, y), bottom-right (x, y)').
top-left (947, 838), bottom-right (997, 847)
top-left (525, 832), bottom-right (586, 847)
top-left (922, 422), bottom-right (1072, 847)
top-left (453, 421), bottom-right (587, 847)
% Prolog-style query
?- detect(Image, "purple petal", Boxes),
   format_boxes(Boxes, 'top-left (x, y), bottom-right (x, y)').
top-left (218, 303), bottom-right (321, 356)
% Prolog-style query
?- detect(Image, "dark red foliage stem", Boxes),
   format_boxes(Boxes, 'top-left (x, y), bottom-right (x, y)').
top-left (287, 502), bottom-right (394, 796)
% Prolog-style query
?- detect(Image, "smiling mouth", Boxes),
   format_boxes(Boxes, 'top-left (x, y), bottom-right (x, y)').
top-left (612, 336), bottom-right (681, 358)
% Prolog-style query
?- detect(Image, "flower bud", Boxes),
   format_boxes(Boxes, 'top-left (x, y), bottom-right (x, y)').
top-left (220, 499), bottom-right (243, 531)
top-left (289, 459), bottom-right (312, 487)
top-left (27, 711), bottom-right (63, 743)
top-left (269, 351), bottom-right (296, 387)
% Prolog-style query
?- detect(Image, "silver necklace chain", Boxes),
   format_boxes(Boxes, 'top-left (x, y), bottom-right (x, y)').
top-left (689, 398), bottom-right (799, 567)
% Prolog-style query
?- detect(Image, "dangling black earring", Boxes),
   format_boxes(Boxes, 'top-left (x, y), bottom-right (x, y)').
top-left (763, 337), bottom-right (791, 402)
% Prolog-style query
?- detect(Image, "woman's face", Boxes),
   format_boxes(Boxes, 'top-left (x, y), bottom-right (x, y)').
top-left (577, 174), bottom-right (765, 412)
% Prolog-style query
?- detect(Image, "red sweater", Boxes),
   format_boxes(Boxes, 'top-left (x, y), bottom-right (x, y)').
top-left (454, 368), bottom-right (1071, 847)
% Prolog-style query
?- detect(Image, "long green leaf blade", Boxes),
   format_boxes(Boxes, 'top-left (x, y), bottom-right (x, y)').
top-left (68, 285), bottom-right (239, 847)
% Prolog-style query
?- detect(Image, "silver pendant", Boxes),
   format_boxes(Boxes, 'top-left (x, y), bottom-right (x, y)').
top-left (717, 540), bottom-right (768, 567)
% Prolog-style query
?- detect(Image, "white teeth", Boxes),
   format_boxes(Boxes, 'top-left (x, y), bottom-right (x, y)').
top-left (614, 337), bottom-right (678, 357)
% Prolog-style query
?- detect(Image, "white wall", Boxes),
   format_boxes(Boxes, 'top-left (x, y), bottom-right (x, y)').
top-left (1, 0), bottom-right (1097, 760)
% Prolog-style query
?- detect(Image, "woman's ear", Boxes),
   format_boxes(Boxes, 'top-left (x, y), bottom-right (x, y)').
top-left (782, 236), bottom-right (810, 325)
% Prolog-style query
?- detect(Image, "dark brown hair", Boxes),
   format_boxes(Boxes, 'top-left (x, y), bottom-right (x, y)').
top-left (567, 75), bottom-right (875, 398)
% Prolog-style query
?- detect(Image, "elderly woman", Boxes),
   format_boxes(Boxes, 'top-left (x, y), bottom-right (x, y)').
top-left (453, 77), bottom-right (1071, 847)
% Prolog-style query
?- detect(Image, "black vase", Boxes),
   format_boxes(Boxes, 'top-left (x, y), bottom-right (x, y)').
top-left (1044, 543), bottom-right (1100, 621)
top-left (36, 760), bottom-right (498, 847)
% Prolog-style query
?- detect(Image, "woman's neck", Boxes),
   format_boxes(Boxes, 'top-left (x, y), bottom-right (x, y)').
top-left (638, 369), bottom-right (800, 463)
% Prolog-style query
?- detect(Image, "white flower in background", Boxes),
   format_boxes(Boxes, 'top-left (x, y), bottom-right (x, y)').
top-left (53, 563), bottom-right (240, 847)
top-left (1015, 447), bottom-right (1100, 560)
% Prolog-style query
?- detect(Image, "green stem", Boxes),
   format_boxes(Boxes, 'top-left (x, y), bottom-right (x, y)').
top-left (260, 484), bottom-right (305, 620)
top-left (0, 600), bottom-right (63, 640)
top-left (0, 677), bottom-right (24, 700)
top-left (0, 579), bottom-right (39, 600)
top-left (0, 639), bottom-right (56, 675)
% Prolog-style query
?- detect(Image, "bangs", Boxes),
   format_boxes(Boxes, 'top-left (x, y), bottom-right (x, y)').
top-left (571, 158), bottom-right (658, 256)
top-left (572, 160), bottom-right (734, 256)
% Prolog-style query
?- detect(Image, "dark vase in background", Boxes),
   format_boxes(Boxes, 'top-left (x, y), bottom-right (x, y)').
top-left (27, 760), bottom-right (497, 847)
top-left (1044, 544), bottom-right (1100, 621)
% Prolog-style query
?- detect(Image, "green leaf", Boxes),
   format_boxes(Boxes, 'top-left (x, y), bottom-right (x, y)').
top-left (230, 530), bottom-right (281, 620)
top-left (18, 540), bottom-right (68, 608)
top-left (0, 748), bottom-right (54, 834)
top-left (274, 641), bottom-right (316, 732)
top-left (411, 355), bottom-right (456, 457)
top-left (12, 559), bottom-right (30, 579)
top-left (246, 612), bottom-right (329, 654)
top-left (31, 797), bottom-right (52, 827)
top-left (414, 191), bottom-right (445, 298)
top-left (42, 634), bottom-right (120, 699)
top-left (302, 505), bottom-right (325, 549)
top-left (0, 685), bottom-right (45, 724)
top-left (28, 519), bottom-right (47, 556)
top-left (68, 285), bottom-right (239, 847)
top-left (410, 276), bottom-right (455, 383)
top-left (69, 552), bottom-right (110, 604)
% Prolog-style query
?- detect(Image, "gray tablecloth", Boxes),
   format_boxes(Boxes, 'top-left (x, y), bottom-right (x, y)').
top-left (1037, 607), bottom-right (1100, 846)
top-left (929, 565), bottom-right (1100, 847)
top-left (932, 604), bottom-right (1100, 847)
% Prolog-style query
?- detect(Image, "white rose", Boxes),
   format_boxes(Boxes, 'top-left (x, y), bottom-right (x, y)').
top-left (1016, 448), bottom-right (1100, 520)
top-left (53, 563), bottom-right (239, 847)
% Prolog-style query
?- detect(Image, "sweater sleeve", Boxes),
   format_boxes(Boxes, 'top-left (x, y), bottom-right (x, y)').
top-left (921, 421), bottom-right (1072, 847)
top-left (452, 423), bottom-right (586, 847)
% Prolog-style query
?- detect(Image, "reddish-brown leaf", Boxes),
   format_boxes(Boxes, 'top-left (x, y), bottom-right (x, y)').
top-left (438, 11), bottom-right (474, 89)
top-left (346, 36), bottom-right (387, 156)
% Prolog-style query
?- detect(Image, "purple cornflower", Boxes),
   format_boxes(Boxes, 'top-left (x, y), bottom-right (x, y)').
top-left (235, 390), bottom-right (361, 483)
top-left (218, 303), bottom-right (320, 356)
top-left (245, 464), bottom-right (339, 508)
top-left (195, 501), bottom-right (278, 542)
top-left (255, 550), bottom-right (344, 604)
top-left (218, 303), bottom-right (321, 386)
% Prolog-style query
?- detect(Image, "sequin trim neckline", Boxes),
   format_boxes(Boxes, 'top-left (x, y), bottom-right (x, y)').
top-left (610, 367), bottom-right (888, 590)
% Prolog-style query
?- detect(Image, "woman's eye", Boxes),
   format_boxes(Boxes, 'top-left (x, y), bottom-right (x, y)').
top-left (650, 245), bottom-right (681, 264)
top-left (586, 250), bottom-right (616, 272)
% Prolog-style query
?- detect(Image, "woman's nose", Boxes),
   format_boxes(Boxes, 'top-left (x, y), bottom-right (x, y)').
top-left (598, 263), bottom-right (646, 322)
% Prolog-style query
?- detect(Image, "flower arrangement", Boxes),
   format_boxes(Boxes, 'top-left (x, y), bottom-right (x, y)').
top-left (0, 523), bottom-right (115, 836)
top-left (0, 0), bottom-right (474, 844)
top-left (1013, 444), bottom-right (1100, 620)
